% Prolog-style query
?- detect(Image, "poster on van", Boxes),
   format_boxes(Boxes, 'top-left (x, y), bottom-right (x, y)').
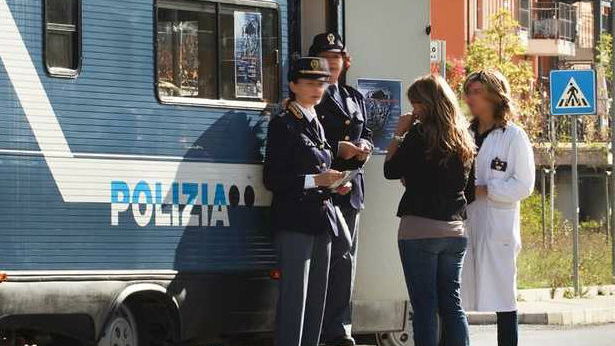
top-left (357, 78), bottom-right (403, 154)
top-left (234, 11), bottom-right (263, 99)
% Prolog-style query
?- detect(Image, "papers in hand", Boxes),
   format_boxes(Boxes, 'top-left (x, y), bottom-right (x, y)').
top-left (328, 169), bottom-right (360, 190)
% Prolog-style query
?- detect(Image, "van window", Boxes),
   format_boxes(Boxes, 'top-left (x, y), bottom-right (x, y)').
top-left (156, 0), bottom-right (280, 106)
top-left (45, 0), bottom-right (81, 77)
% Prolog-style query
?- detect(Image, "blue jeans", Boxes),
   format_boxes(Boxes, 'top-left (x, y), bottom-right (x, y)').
top-left (398, 237), bottom-right (469, 346)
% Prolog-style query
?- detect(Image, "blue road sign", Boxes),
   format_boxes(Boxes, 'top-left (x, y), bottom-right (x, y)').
top-left (550, 69), bottom-right (597, 115)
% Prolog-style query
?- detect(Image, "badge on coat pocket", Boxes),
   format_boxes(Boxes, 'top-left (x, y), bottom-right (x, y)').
top-left (491, 157), bottom-right (508, 172)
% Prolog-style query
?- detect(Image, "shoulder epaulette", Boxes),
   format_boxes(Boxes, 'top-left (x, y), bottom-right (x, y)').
top-left (287, 102), bottom-right (304, 120)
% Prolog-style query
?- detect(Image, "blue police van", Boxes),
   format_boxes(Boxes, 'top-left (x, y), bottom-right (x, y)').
top-left (0, 0), bottom-right (285, 344)
top-left (0, 0), bottom-right (427, 345)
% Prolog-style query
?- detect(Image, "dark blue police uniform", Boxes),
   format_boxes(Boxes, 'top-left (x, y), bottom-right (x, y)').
top-left (264, 102), bottom-right (340, 238)
top-left (310, 32), bottom-right (373, 346)
top-left (263, 57), bottom-right (341, 346)
top-left (317, 84), bottom-right (372, 209)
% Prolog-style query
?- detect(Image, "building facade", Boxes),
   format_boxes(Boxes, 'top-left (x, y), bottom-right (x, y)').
top-left (432, 0), bottom-right (615, 225)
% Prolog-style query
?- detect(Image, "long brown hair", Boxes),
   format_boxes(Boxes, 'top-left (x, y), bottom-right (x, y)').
top-left (463, 69), bottom-right (515, 127)
top-left (407, 75), bottom-right (476, 166)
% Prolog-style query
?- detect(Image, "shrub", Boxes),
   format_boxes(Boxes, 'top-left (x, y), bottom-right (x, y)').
top-left (517, 193), bottom-right (613, 289)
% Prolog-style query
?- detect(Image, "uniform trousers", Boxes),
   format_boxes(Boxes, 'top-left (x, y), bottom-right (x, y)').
top-left (275, 230), bottom-right (332, 346)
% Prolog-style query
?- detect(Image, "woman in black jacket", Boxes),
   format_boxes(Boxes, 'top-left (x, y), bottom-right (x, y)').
top-left (384, 75), bottom-right (475, 346)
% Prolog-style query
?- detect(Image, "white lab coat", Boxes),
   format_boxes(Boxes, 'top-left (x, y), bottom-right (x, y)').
top-left (461, 123), bottom-right (535, 312)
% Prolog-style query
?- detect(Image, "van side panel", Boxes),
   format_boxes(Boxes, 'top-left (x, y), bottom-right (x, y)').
top-left (0, 0), bottom-right (287, 272)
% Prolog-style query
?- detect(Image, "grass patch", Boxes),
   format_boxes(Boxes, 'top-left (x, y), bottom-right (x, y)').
top-left (517, 193), bottom-right (613, 289)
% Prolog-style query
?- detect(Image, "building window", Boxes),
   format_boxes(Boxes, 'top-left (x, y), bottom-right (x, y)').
top-left (476, 0), bottom-right (483, 30)
top-left (44, 0), bottom-right (81, 77)
top-left (156, 0), bottom-right (280, 107)
top-left (601, 4), bottom-right (611, 33)
top-left (518, 0), bottom-right (530, 30)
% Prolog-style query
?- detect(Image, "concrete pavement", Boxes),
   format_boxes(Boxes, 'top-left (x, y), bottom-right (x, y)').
top-left (467, 286), bottom-right (615, 325)
top-left (469, 324), bottom-right (615, 346)
top-left (357, 324), bottom-right (615, 346)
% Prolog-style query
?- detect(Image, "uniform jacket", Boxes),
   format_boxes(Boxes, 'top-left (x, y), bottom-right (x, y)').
top-left (263, 102), bottom-right (341, 236)
top-left (315, 84), bottom-right (373, 210)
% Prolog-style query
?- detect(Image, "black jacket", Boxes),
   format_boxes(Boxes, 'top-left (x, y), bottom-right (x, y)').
top-left (384, 124), bottom-right (469, 221)
top-left (263, 103), bottom-right (340, 235)
top-left (315, 84), bottom-right (373, 210)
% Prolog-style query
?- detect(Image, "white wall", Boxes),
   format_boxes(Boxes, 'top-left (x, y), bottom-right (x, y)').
top-left (345, 0), bottom-right (431, 323)
top-left (301, 0), bottom-right (327, 54)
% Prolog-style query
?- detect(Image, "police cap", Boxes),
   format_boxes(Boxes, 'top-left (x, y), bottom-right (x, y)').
top-left (289, 57), bottom-right (331, 82)
top-left (308, 32), bottom-right (345, 56)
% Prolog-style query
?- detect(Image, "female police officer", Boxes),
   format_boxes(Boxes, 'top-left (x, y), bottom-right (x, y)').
top-left (309, 32), bottom-right (373, 346)
top-left (264, 57), bottom-right (352, 346)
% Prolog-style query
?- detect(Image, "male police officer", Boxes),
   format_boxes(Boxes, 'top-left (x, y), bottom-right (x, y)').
top-left (309, 33), bottom-right (373, 346)
top-left (264, 57), bottom-right (353, 346)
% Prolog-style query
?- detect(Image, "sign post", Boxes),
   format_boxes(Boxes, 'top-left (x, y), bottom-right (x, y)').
top-left (430, 40), bottom-right (446, 78)
top-left (429, 41), bottom-right (440, 62)
top-left (571, 115), bottom-right (580, 295)
top-left (550, 69), bottom-right (597, 296)
top-left (611, 10), bottom-right (615, 283)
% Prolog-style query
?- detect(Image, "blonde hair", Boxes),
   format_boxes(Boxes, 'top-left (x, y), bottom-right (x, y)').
top-left (463, 69), bottom-right (515, 127)
top-left (407, 75), bottom-right (476, 166)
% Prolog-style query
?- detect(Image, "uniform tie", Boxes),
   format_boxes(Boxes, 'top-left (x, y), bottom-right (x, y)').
top-left (329, 84), bottom-right (347, 113)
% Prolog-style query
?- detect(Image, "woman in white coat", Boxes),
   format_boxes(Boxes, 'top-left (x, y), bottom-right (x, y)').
top-left (460, 70), bottom-right (535, 346)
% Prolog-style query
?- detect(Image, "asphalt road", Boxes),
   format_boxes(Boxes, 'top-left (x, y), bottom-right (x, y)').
top-left (357, 323), bottom-right (615, 346)
top-left (469, 324), bottom-right (615, 346)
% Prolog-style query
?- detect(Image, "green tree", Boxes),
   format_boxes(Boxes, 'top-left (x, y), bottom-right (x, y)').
top-left (595, 32), bottom-right (612, 141)
top-left (464, 9), bottom-right (543, 140)
top-left (596, 32), bottom-right (613, 81)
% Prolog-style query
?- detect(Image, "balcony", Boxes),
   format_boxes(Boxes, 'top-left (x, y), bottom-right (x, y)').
top-left (517, 0), bottom-right (530, 46)
top-left (527, 2), bottom-right (576, 57)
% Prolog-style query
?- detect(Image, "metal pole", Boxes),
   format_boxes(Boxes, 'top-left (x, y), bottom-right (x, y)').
top-left (542, 169), bottom-right (547, 246)
top-left (571, 115), bottom-right (580, 296)
top-left (606, 171), bottom-right (611, 242)
top-left (611, 0), bottom-right (615, 283)
top-left (440, 41), bottom-right (447, 79)
top-left (548, 107), bottom-right (556, 247)
top-left (595, 0), bottom-right (603, 56)
top-left (550, 167), bottom-right (556, 247)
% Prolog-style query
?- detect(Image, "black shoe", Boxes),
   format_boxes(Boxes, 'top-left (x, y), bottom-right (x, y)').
top-left (322, 336), bottom-right (356, 346)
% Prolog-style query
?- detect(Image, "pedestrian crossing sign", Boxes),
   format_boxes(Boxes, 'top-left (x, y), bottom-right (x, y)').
top-left (550, 69), bottom-right (596, 115)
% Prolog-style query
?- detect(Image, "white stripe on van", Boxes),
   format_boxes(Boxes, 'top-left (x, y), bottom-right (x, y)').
top-left (0, 0), bottom-right (271, 207)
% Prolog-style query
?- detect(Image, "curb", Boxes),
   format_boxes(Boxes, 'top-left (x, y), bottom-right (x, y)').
top-left (517, 285), bottom-right (615, 302)
top-left (467, 307), bottom-right (615, 326)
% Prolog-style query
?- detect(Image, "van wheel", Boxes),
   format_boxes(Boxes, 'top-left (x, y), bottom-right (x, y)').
top-left (376, 311), bottom-right (414, 346)
top-left (98, 304), bottom-right (138, 346)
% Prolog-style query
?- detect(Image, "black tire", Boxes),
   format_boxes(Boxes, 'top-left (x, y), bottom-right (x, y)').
top-left (97, 304), bottom-right (139, 346)
top-left (128, 298), bottom-right (178, 346)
